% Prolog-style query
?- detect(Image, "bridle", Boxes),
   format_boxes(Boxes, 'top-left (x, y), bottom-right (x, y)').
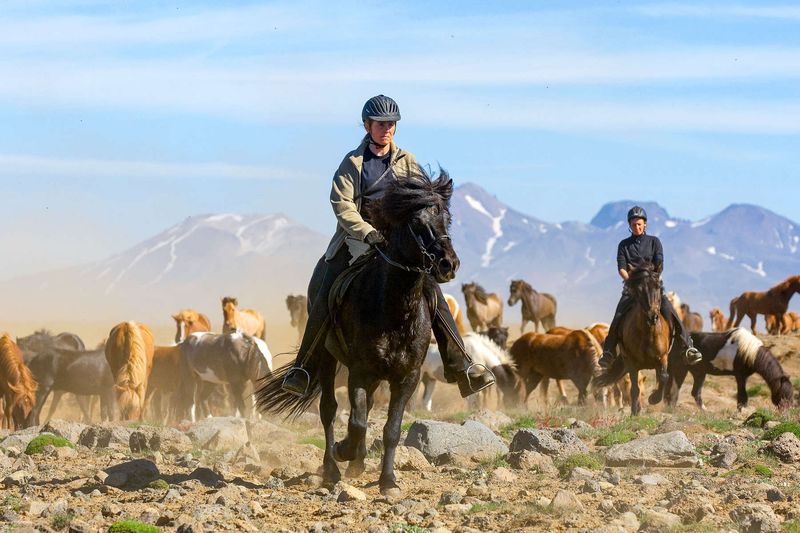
top-left (375, 222), bottom-right (450, 275)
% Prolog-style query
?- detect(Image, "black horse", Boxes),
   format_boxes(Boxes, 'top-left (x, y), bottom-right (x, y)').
top-left (257, 173), bottom-right (459, 497)
top-left (668, 328), bottom-right (793, 411)
top-left (17, 329), bottom-right (86, 360)
top-left (27, 347), bottom-right (115, 423)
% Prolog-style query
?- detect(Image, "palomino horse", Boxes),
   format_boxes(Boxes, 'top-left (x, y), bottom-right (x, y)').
top-left (596, 262), bottom-right (673, 415)
top-left (286, 295), bottom-right (309, 344)
top-left (222, 297), bottom-right (266, 340)
top-left (709, 308), bottom-right (727, 332)
top-left (508, 329), bottom-right (602, 407)
top-left (508, 279), bottom-right (557, 334)
top-left (0, 334), bottom-right (37, 429)
top-left (680, 303), bottom-right (704, 332)
top-left (669, 328), bottom-right (793, 411)
top-left (257, 173), bottom-right (460, 497)
top-left (105, 322), bottom-right (155, 421)
top-left (173, 309), bottom-right (212, 344)
top-left (461, 282), bottom-right (503, 332)
top-left (727, 275), bottom-right (800, 334)
top-left (443, 293), bottom-right (467, 335)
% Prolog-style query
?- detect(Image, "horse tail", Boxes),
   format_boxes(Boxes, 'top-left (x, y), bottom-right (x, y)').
top-left (255, 349), bottom-right (324, 419)
top-left (594, 350), bottom-right (626, 387)
top-left (107, 322), bottom-right (150, 419)
top-left (726, 296), bottom-right (739, 329)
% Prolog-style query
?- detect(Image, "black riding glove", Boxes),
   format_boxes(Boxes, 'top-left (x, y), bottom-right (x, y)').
top-left (365, 230), bottom-right (387, 250)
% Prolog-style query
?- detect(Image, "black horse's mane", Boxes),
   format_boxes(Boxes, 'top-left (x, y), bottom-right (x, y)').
top-left (367, 169), bottom-right (453, 232)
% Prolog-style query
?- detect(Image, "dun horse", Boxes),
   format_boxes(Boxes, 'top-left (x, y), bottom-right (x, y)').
top-left (286, 295), bottom-right (309, 344)
top-left (105, 322), bottom-right (155, 421)
top-left (222, 297), bottom-right (266, 340)
top-left (0, 334), bottom-right (37, 429)
top-left (257, 173), bottom-right (460, 497)
top-left (596, 262), bottom-right (673, 415)
top-left (173, 309), bottom-right (212, 344)
top-left (508, 279), bottom-right (557, 333)
top-left (709, 308), bottom-right (727, 332)
top-left (461, 282), bottom-right (503, 332)
top-left (680, 303), bottom-right (704, 332)
top-left (669, 328), bottom-right (793, 411)
top-left (727, 275), bottom-right (800, 334)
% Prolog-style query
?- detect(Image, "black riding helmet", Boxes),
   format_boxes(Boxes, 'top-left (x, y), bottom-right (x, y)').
top-left (362, 95), bottom-right (401, 122)
top-left (627, 206), bottom-right (647, 222)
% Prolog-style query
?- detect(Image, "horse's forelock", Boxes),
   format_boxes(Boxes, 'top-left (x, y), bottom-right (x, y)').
top-left (367, 171), bottom-right (451, 230)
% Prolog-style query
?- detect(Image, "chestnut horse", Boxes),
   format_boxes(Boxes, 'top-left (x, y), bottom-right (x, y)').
top-left (766, 313), bottom-right (792, 335)
top-left (709, 308), bottom-right (727, 332)
top-left (508, 279), bottom-right (557, 334)
top-left (508, 329), bottom-right (602, 406)
top-left (444, 293), bottom-right (467, 335)
top-left (173, 309), bottom-right (211, 344)
top-left (146, 344), bottom-right (183, 423)
top-left (461, 282), bottom-right (503, 332)
top-left (680, 303), bottom-right (704, 332)
top-left (727, 275), bottom-right (800, 334)
top-left (285, 295), bottom-right (309, 344)
top-left (222, 297), bottom-right (266, 340)
top-left (105, 321), bottom-right (155, 421)
top-left (596, 262), bottom-right (673, 415)
top-left (0, 334), bottom-right (37, 429)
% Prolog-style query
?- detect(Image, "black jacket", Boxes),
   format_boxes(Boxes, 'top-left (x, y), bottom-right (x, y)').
top-left (616, 234), bottom-right (664, 272)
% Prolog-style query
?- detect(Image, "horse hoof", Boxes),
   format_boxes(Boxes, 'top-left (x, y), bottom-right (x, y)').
top-left (332, 442), bottom-right (347, 463)
top-left (380, 485), bottom-right (402, 498)
top-left (345, 461), bottom-right (366, 478)
top-left (648, 392), bottom-right (663, 405)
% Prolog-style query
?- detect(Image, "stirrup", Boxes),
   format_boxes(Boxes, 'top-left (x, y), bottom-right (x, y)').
top-left (282, 366), bottom-right (311, 397)
top-left (465, 363), bottom-right (495, 394)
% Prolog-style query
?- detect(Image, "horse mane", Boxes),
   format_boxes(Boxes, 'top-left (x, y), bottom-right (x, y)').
top-left (729, 327), bottom-right (764, 367)
top-left (0, 334), bottom-right (37, 399)
top-left (366, 169), bottom-right (453, 231)
top-left (463, 332), bottom-right (514, 368)
top-left (770, 275), bottom-right (800, 294)
top-left (574, 329), bottom-right (603, 376)
top-left (107, 322), bottom-right (150, 417)
top-left (472, 284), bottom-right (490, 305)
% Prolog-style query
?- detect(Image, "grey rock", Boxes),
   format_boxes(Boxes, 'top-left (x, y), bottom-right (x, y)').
top-left (77, 426), bottom-right (113, 449)
top-left (508, 450), bottom-right (558, 475)
top-left (766, 488), bottom-right (784, 502)
top-left (188, 467), bottom-right (225, 487)
top-left (403, 420), bottom-right (507, 463)
top-left (394, 445), bottom-right (433, 472)
top-left (549, 490), bottom-right (584, 512)
top-left (162, 488), bottom-right (182, 503)
top-left (569, 466), bottom-right (595, 481)
top-left (103, 459), bottom-right (159, 489)
top-left (767, 432), bottom-right (800, 464)
top-left (509, 428), bottom-right (588, 458)
top-left (439, 492), bottom-right (463, 505)
top-left (0, 426), bottom-right (41, 450)
top-left (710, 439), bottom-right (739, 468)
top-left (129, 431), bottom-right (150, 453)
top-left (581, 480), bottom-right (601, 493)
top-left (604, 431), bottom-right (700, 467)
top-left (337, 482), bottom-right (367, 502)
top-left (40, 420), bottom-right (87, 444)
top-left (729, 503), bottom-right (781, 533)
top-left (466, 409), bottom-right (513, 431)
top-left (2, 469), bottom-right (31, 486)
top-left (635, 473), bottom-right (668, 485)
top-left (639, 509), bottom-right (681, 531)
top-left (187, 417), bottom-right (249, 451)
top-left (489, 466), bottom-right (517, 484)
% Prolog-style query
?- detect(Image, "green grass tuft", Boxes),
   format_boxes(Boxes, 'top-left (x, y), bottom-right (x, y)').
top-left (746, 383), bottom-right (768, 398)
top-left (25, 434), bottom-right (75, 455)
top-left (500, 415), bottom-right (537, 439)
top-left (722, 463), bottom-right (773, 479)
top-left (469, 502), bottom-right (503, 514)
top-left (477, 453), bottom-right (510, 470)
top-left (108, 520), bottom-right (162, 533)
top-left (147, 479), bottom-right (169, 490)
top-left (696, 414), bottom-right (737, 433)
top-left (555, 453), bottom-right (603, 477)
top-left (763, 421), bottom-right (800, 440)
top-left (783, 519), bottom-right (800, 532)
top-left (299, 436), bottom-right (326, 450)
top-left (389, 525), bottom-right (426, 533)
top-left (745, 408), bottom-right (776, 428)
top-left (1, 495), bottom-right (22, 513)
top-left (50, 511), bottom-right (75, 531)
top-left (596, 430), bottom-right (636, 447)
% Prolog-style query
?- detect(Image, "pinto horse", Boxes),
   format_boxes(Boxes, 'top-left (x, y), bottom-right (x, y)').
top-left (105, 321), bottom-right (155, 421)
top-left (596, 262), bottom-right (673, 415)
top-left (257, 173), bottom-right (460, 497)
top-left (0, 334), bottom-right (37, 429)
top-left (173, 309), bottom-right (212, 344)
top-left (668, 328), bottom-right (793, 411)
top-left (461, 282), bottom-right (503, 332)
top-left (709, 308), bottom-right (727, 332)
top-left (508, 279), bottom-right (557, 334)
top-left (286, 295), bottom-right (309, 344)
top-left (727, 275), bottom-right (800, 334)
top-left (222, 297), bottom-right (266, 340)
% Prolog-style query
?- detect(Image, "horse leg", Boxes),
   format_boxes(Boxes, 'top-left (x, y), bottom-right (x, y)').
top-left (629, 370), bottom-right (642, 415)
top-left (539, 378), bottom-right (550, 407)
top-left (229, 381), bottom-right (248, 419)
top-left (735, 374), bottom-right (748, 411)
top-left (669, 364), bottom-right (688, 409)
top-left (346, 381), bottom-right (380, 478)
top-left (333, 373), bottom-right (370, 465)
top-left (556, 380), bottom-right (569, 404)
top-left (648, 363), bottom-right (669, 406)
top-left (691, 371), bottom-right (707, 411)
top-left (748, 313), bottom-right (757, 335)
top-left (379, 376), bottom-right (418, 498)
top-left (42, 390), bottom-right (65, 423)
top-left (75, 395), bottom-right (94, 423)
top-left (421, 376), bottom-right (436, 412)
top-left (318, 354), bottom-right (340, 487)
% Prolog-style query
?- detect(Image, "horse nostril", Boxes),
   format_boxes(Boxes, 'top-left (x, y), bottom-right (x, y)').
top-left (438, 258), bottom-right (452, 274)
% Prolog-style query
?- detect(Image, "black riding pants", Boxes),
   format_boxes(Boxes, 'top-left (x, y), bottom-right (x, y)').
top-left (603, 289), bottom-right (692, 354)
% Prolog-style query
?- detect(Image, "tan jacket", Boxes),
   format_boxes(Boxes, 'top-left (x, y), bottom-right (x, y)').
top-left (324, 136), bottom-right (419, 260)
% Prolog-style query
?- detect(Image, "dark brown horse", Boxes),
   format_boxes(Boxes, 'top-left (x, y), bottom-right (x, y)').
top-left (680, 303), bottom-right (704, 332)
top-left (668, 328), bottom-right (793, 411)
top-left (508, 329), bottom-right (602, 406)
top-left (596, 262), bottom-right (673, 415)
top-left (461, 282), bottom-right (503, 332)
top-left (508, 279), bottom-right (557, 333)
top-left (257, 173), bottom-right (459, 497)
top-left (727, 275), bottom-right (800, 334)
top-left (0, 334), bottom-right (37, 429)
top-left (285, 295), bottom-right (309, 344)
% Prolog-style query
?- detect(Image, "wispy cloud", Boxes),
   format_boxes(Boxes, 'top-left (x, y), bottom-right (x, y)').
top-left (0, 154), bottom-right (306, 181)
top-left (635, 3), bottom-right (800, 20)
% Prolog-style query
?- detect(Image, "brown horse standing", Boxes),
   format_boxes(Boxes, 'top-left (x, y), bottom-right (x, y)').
top-left (727, 275), bottom-right (800, 334)
top-left (285, 295), bottom-right (309, 344)
top-left (766, 313), bottom-right (793, 335)
top-left (146, 344), bottom-right (184, 423)
top-left (680, 303), bottom-right (704, 332)
top-left (0, 334), bottom-right (37, 429)
top-left (709, 308), bottom-right (727, 332)
top-left (596, 263), bottom-right (673, 415)
top-left (444, 293), bottom-right (467, 335)
top-left (508, 329), bottom-right (602, 406)
top-left (105, 322), bottom-right (155, 421)
top-left (508, 279), bottom-right (557, 333)
top-left (172, 309), bottom-right (212, 344)
top-left (461, 282), bottom-right (503, 332)
top-left (222, 297), bottom-right (266, 339)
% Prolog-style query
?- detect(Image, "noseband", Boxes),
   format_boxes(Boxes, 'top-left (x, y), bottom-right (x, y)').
top-left (375, 223), bottom-right (450, 275)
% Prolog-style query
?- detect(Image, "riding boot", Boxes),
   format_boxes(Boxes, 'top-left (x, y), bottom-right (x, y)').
top-left (430, 283), bottom-right (496, 398)
top-left (661, 295), bottom-right (703, 365)
top-left (599, 291), bottom-right (633, 369)
top-left (282, 248), bottom-right (351, 397)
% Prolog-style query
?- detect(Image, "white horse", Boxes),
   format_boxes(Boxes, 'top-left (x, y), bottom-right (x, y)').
top-left (419, 332), bottom-right (520, 411)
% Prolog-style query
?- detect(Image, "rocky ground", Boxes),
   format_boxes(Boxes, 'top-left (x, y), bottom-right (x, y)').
top-left (1, 333), bottom-right (800, 533)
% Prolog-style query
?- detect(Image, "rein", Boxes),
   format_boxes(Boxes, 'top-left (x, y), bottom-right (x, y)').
top-left (375, 223), bottom-right (450, 275)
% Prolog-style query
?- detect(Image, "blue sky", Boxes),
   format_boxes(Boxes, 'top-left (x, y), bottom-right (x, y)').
top-left (1, 1), bottom-right (799, 279)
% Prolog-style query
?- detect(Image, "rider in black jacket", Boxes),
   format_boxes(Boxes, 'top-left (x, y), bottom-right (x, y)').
top-left (598, 206), bottom-right (702, 369)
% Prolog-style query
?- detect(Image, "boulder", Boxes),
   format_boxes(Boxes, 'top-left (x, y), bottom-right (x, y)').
top-left (466, 410), bottom-right (513, 432)
top-left (187, 417), bottom-right (249, 451)
top-left (39, 420), bottom-right (87, 444)
top-left (767, 432), bottom-right (800, 464)
top-left (508, 450), bottom-right (557, 475)
top-left (604, 431), bottom-right (700, 467)
top-left (729, 503), bottom-right (780, 533)
top-left (403, 420), bottom-right (507, 464)
top-left (394, 446), bottom-right (433, 472)
top-left (509, 428), bottom-right (588, 458)
top-left (78, 424), bottom-right (132, 449)
top-left (337, 482), bottom-right (367, 502)
top-left (103, 459), bottom-right (160, 490)
top-left (549, 490), bottom-right (584, 512)
top-left (640, 509), bottom-right (682, 531)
